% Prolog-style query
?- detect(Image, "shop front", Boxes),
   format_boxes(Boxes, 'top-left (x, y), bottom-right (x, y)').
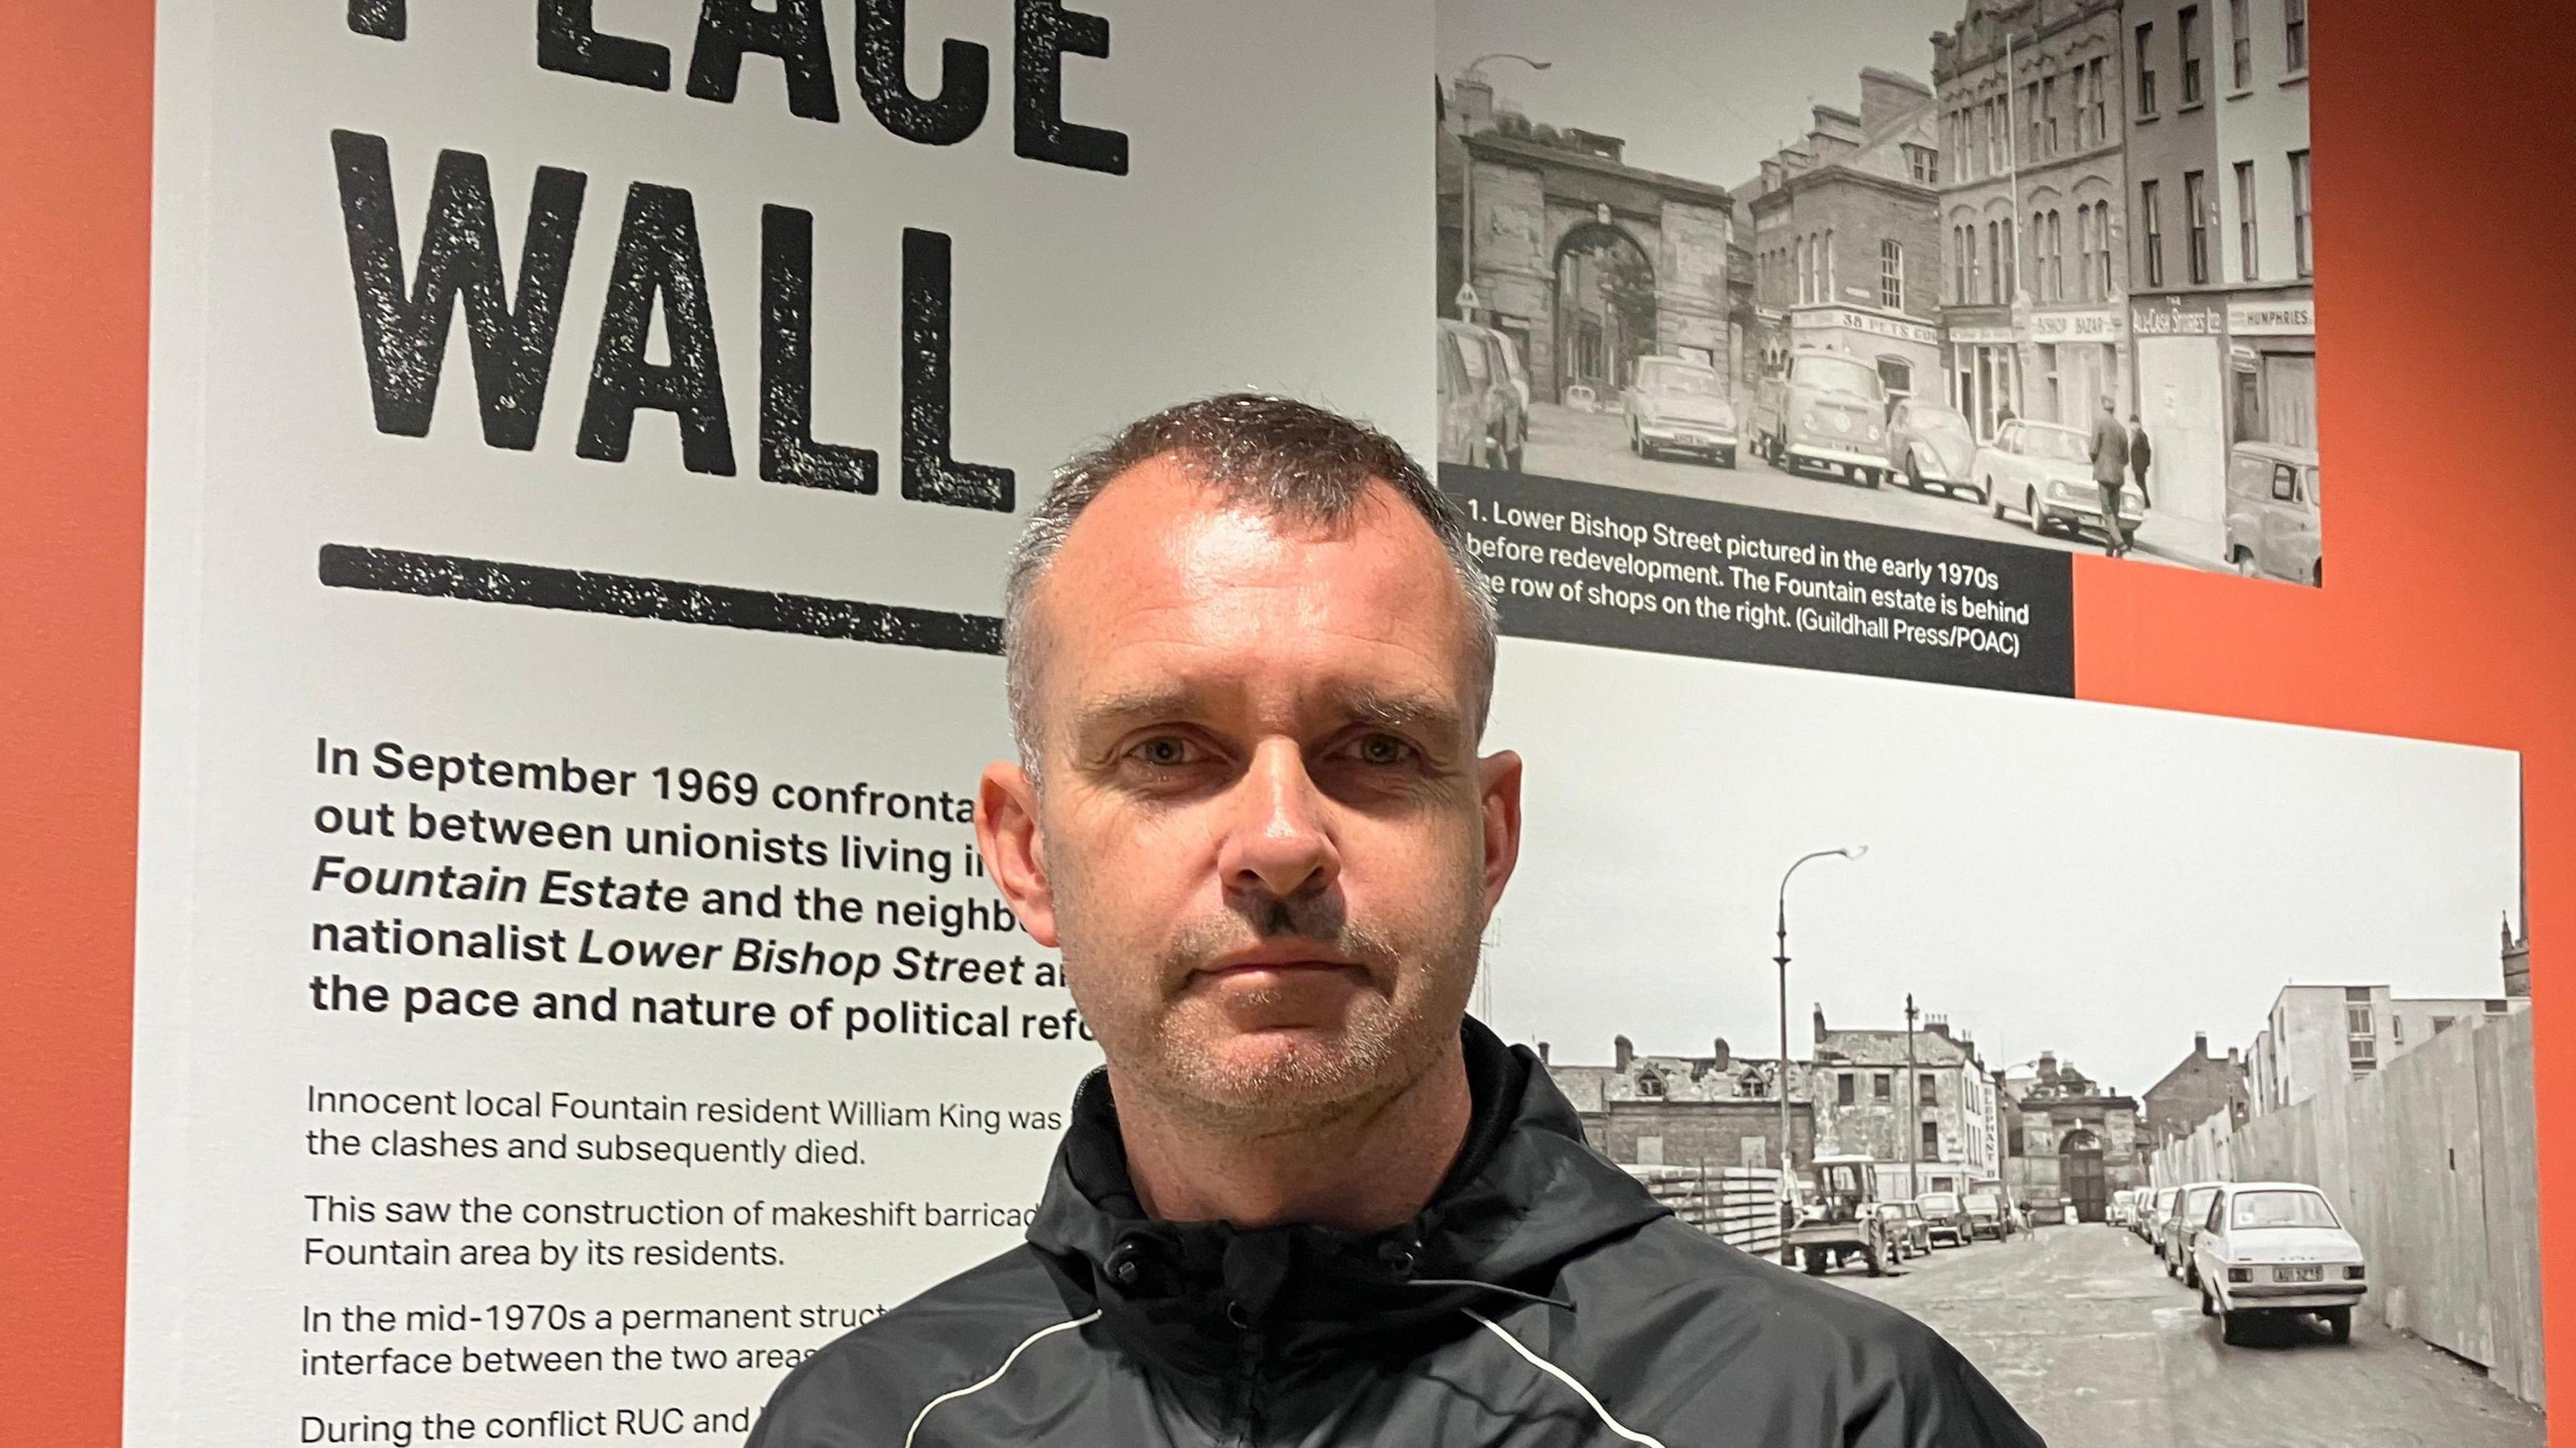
top-left (1946, 319), bottom-right (2018, 441)
top-left (2131, 293), bottom-right (2231, 563)
top-left (2025, 307), bottom-right (2129, 431)
top-left (2228, 289), bottom-right (2318, 452)
top-left (1787, 304), bottom-right (1943, 408)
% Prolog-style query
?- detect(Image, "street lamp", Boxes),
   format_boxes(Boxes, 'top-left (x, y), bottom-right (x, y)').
top-left (1454, 53), bottom-right (1550, 323)
top-left (1774, 845), bottom-right (1865, 1258)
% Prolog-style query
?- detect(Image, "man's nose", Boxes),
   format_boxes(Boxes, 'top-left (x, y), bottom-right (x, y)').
top-left (1216, 739), bottom-right (1340, 901)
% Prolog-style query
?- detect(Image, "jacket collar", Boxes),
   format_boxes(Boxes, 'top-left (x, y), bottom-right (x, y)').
top-left (1025, 1017), bottom-right (1669, 1377)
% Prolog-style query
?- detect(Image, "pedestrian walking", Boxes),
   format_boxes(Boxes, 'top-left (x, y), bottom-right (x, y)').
top-left (2090, 396), bottom-right (2131, 557)
top-left (2128, 412), bottom-right (2154, 508)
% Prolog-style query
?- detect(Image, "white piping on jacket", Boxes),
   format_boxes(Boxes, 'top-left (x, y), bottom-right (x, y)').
top-left (902, 1311), bottom-right (1102, 1448)
top-left (1464, 1308), bottom-right (1670, 1448)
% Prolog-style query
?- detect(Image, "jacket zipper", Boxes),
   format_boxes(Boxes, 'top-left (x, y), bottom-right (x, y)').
top-left (1222, 1319), bottom-right (1265, 1448)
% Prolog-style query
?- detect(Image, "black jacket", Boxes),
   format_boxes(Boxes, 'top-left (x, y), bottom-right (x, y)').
top-left (748, 1021), bottom-right (2045, 1447)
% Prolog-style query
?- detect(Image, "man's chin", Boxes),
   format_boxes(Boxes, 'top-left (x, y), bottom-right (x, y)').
top-left (1152, 1024), bottom-right (1403, 1119)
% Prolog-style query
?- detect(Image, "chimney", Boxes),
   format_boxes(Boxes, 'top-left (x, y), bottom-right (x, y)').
top-left (1450, 74), bottom-right (1495, 137)
top-left (1713, 1038), bottom-right (1732, 1070)
top-left (1812, 1004), bottom-right (1828, 1050)
top-left (2194, 1032), bottom-right (2208, 1058)
top-left (2037, 1051), bottom-right (2057, 1082)
top-left (1536, 1041), bottom-right (1551, 1066)
top-left (2226, 1046), bottom-right (2241, 1068)
top-left (1927, 1015), bottom-right (1952, 1040)
top-left (1614, 1035), bottom-right (1634, 1071)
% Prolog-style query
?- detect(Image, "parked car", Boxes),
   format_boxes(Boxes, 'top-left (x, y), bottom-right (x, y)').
top-left (2141, 1186), bottom-right (2178, 1247)
top-left (1786, 1155), bottom-right (1891, 1276)
top-left (2023, 1197), bottom-right (2067, 1227)
top-left (1962, 1190), bottom-right (2015, 1241)
top-left (1915, 1190), bottom-right (1968, 1247)
top-left (1436, 318), bottom-right (1518, 471)
top-left (1469, 324), bottom-right (1529, 471)
top-left (2163, 1182), bottom-right (2224, 1284)
top-left (1623, 354), bottom-right (1739, 467)
top-left (2193, 1181), bottom-right (2365, 1345)
top-left (2223, 441), bottom-right (2322, 586)
top-left (1873, 1201), bottom-right (1931, 1262)
top-left (1753, 349), bottom-right (1890, 486)
top-left (1976, 419), bottom-right (2145, 545)
top-left (1884, 398), bottom-right (1980, 498)
top-left (2108, 1188), bottom-right (2137, 1228)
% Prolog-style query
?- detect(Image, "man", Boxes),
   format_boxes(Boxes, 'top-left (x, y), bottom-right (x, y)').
top-left (2089, 395), bottom-right (2131, 557)
top-left (747, 395), bottom-right (2043, 1447)
top-left (2127, 412), bottom-right (2155, 509)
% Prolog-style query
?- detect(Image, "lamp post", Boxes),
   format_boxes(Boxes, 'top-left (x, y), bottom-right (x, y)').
top-left (1904, 993), bottom-right (1920, 1203)
top-left (1454, 53), bottom-right (1550, 323)
top-left (1774, 845), bottom-right (1865, 1259)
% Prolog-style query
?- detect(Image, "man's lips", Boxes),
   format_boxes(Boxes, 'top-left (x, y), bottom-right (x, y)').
top-left (1189, 949), bottom-right (1364, 983)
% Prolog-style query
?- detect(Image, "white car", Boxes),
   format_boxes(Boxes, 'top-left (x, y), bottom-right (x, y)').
top-left (1624, 355), bottom-right (1739, 467)
top-left (1976, 419), bottom-right (2145, 545)
top-left (2192, 1181), bottom-right (2366, 1345)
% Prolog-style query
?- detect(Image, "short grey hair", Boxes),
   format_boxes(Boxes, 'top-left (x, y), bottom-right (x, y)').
top-left (1002, 393), bottom-right (1499, 775)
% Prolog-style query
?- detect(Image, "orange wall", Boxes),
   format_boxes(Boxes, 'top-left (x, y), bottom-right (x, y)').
top-left (3, 1), bottom-right (2568, 1441)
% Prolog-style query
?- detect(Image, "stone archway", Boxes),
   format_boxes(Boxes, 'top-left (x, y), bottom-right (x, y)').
top-left (2058, 1127), bottom-right (2108, 1223)
top-left (1550, 221), bottom-right (1657, 398)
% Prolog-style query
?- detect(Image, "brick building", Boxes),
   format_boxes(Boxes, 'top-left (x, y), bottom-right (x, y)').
top-left (1807, 1006), bottom-right (2002, 1202)
top-left (1540, 1037), bottom-right (1817, 1174)
top-left (2140, 1031), bottom-right (2250, 1146)
top-left (1740, 70), bottom-right (1946, 402)
top-left (1933, 0), bottom-right (2132, 439)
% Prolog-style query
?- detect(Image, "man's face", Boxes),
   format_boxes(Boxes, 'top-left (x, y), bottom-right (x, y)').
top-left (977, 456), bottom-right (1520, 1127)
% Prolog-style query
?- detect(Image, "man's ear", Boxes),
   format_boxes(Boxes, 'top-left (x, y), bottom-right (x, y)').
top-left (977, 761), bottom-right (1061, 948)
top-left (1476, 748), bottom-right (1523, 916)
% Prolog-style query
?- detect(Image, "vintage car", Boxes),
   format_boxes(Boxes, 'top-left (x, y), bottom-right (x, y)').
top-left (1469, 324), bottom-right (1529, 471)
top-left (1962, 1190), bottom-right (2015, 1241)
top-left (2223, 441), bottom-right (2322, 586)
top-left (2163, 1182), bottom-right (2225, 1284)
top-left (2142, 1185), bottom-right (2179, 1245)
top-left (2193, 1182), bottom-right (2366, 1345)
top-left (1436, 318), bottom-right (1520, 471)
top-left (2108, 1188), bottom-right (2138, 1227)
top-left (1623, 354), bottom-right (1739, 467)
top-left (1976, 419), bottom-right (2146, 545)
top-left (1753, 349), bottom-right (1891, 486)
top-left (1873, 1201), bottom-right (1931, 1262)
top-left (1785, 1154), bottom-right (1891, 1276)
top-left (1884, 398), bottom-right (1981, 498)
top-left (1915, 1189), bottom-right (1969, 1248)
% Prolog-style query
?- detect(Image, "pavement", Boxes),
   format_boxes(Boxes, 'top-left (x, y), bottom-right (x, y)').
top-left (1823, 1220), bottom-right (2547, 1447)
top-left (1517, 402), bottom-right (2226, 573)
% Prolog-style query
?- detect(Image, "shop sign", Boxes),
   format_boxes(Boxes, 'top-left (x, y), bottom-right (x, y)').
top-left (1790, 304), bottom-right (1941, 348)
top-left (2029, 309), bottom-right (2125, 341)
top-left (1948, 325), bottom-right (2015, 346)
top-left (2227, 298), bottom-right (2315, 337)
top-left (2131, 294), bottom-right (2226, 337)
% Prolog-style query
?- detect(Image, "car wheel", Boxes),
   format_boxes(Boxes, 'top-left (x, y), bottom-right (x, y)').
top-left (2233, 546), bottom-right (2260, 577)
top-left (2165, 1249), bottom-right (2179, 1279)
top-left (1719, 447), bottom-right (1737, 469)
top-left (1900, 459), bottom-right (1920, 491)
top-left (2184, 1262), bottom-right (2200, 1290)
top-left (2200, 1286), bottom-right (2216, 1318)
top-left (2322, 1306), bottom-right (2351, 1343)
top-left (2220, 1311), bottom-right (2246, 1346)
top-left (1988, 480), bottom-right (2005, 520)
top-left (2025, 489), bottom-right (2045, 535)
top-left (1802, 1248), bottom-right (1828, 1276)
top-left (1864, 466), bottom-right (1883, 490)
top-left (1507, 441), bottom-right (1525, 474)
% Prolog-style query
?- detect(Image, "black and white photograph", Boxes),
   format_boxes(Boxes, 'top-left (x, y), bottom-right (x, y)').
top-left (1437, 0), bottom-right (2320, 581)
top-left (1477, 647), bottom-right (2540, 1443)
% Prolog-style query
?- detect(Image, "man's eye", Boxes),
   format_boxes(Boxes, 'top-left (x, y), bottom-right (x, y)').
top-left (1351, 733), bottom-right (1413, 767)
top-left (1130, 736), bottom-right (1200, 769)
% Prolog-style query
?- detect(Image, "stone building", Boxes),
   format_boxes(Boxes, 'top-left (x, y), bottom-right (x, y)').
top-left (2140, 1031), bottom-right (2250, 1147)
top-left (1932, 0), bottom-right (2132, 440)
top-left (1738, 70), bottom-right (1947, 403)
top-left (1439, 76), bottom-right (1742, 402)
top-left (1539, 1036), bottom-right (1817, 1174)
top-left (1808, 1005), bottom-right (2002, 1203)
top-left (2000, 1051), bottom-right (2141, 1221)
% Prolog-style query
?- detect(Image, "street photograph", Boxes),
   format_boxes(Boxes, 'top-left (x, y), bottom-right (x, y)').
top-left (1437, 0), bottom-right (2320, 580)
top-left (1479, 643), bottom-right (2542, 1444)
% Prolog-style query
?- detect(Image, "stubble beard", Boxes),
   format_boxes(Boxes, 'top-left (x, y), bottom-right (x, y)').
top-left (1059, 874), bottom-right (1485, 1137)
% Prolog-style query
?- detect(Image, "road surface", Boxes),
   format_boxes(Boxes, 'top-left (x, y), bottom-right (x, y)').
top-left (1518, 402), bottom-right (2224, 572)
top-left (1828, 1221), bottom-right (2546, 1447)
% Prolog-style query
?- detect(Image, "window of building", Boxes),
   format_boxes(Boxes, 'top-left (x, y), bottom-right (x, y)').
top-left (2180, 6), bottom-right (2204, 105)
top-left (1874, 1072), bottom-right (1892, 1100)
top-left (2349, 1036), bottom-right (2376, 1069)
top-left (1838, 1072), bottom-right (1857, 1106)
top-left (2043, 74), bottom-right (2060, 156)
top-left (2290, 150), bottom-right (2312, 276)
top-left (2184, 169), bottom-right (2210, 284)
top-left (2000, 217), bottom-right (2017, 301)
top-left (2343, 986), bottom-right (2371, 1002)
top-left (2096, 202), bottom-right (2115, 295)
top-left (2231, 0), bottom-right (2253, 89)
top-left (1637, 1071), bottom-right (1665, 1098)
top-left (2485, 998), bottom-right (2510, 1013)
top-left (2286, 0), bottom-right (2308, 73)
top-left (2392, 1016), bottom-right (2405, 1045)
top-left (1951, 225), bottom-right (1968, 303)
top-left (1920, 1071), bottom-right (1940, 1103)
top-left (2136, 23), bottom-right (2157, 115)
top-left (2088, 58), bottom-right (2109, 140)
top-left (2432, 1015), bottom-right (2457, 1035)
top-left (1905, 143), bottom-right (1937, 184)
top-left (2026, 82), bottom-right (2043, 161)
top-left (1880, 239), bottom-right (1904, 310)
top-left (2347, 1004), bottom-right (2373, 1036)
top-left (2141, 179), bottom-right (2163, 288)
top-left (1967, 223), bottom-right (1983, 302)
top-left (2059, 209), bottom-right (2074, 301)
top-left (1826, 229), bottom-right (1838, 299)
top-left (2235, 160), bottom-right (2259, 280)
top-left (1921, 1121), bottom-right (1941, 1158)
top-left (1985, 221), bottom-right (2000, 304)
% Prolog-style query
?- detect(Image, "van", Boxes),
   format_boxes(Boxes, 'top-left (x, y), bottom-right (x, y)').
top-left (2223, 441), bottom-right (2322, 586)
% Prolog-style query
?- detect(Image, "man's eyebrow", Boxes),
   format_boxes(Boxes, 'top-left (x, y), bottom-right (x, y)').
top-left (1067, 687), bottom-right (1202, 737)
top-left (1337, 689), bottom-right (1466, 738)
